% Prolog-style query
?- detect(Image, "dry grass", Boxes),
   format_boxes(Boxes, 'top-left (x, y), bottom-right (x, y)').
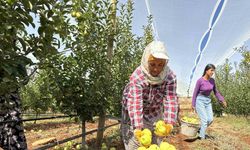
top-left (179, 97), bottom-right (250, 150)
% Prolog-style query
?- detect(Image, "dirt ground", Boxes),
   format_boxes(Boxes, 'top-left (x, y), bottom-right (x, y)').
top-left (24, 119), bottom-right (121, 150)
top-left (22, 97), bottom-right (250, 150)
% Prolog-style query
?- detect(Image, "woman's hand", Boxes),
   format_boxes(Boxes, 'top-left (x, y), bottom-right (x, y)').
top-left (134, 129), bottom-right (142, 141)
top-left (192, 106), bottom-right (196, 113)
top-left (221, 101), bottom-right (227, 108)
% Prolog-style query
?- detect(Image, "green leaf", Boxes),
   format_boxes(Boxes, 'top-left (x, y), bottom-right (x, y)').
top-left (2, 64), bottom-right (14, 75)
top-left (47, 10), bottom-right (54, 18)
top-left (29, 1), bottom-right (33, 10)
top-left (38, 26), bottom-right (44, 35)
top-left (23, 0), bottom-right (30, 10)
top-left (17, 64), bottom-right (27, 77)
top-left (18, 37), bottom-right (27, 52)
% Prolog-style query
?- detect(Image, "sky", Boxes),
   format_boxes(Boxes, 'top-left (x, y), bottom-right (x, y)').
top-left (122, 0), bottom-right (250, 96)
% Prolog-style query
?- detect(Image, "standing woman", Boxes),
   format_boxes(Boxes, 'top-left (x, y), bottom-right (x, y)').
top-left (192, 64), bottom-right (227, 139)
top-left (121, 41), bottom-right (178, 149)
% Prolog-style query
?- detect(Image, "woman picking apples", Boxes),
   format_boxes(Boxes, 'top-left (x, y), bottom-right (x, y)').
top-left (192, 64), bottom-right (227, 140)
top-left (121, 41), bottom-right (178, 149)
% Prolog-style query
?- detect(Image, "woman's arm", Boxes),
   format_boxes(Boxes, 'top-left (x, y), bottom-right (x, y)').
top-left (212, 79), bottom-right (224, 102)
top-left (126, 83), bottom-right (144, 129)
top-left (192, 79), bottom-right (201, 108)
top-left (213, 79), bottom-right (227, 107)
top-left (163, 71), bottom-right (178, 124)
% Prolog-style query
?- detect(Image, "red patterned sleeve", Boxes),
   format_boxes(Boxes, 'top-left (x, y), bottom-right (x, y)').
top-left (163, 71), bottom-right (178, 124)
top-left (127, 82), bottom-right (143, 129)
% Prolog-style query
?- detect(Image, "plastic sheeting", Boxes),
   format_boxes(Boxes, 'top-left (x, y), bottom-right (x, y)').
top-left (130, 0), bottom-right (250, 96)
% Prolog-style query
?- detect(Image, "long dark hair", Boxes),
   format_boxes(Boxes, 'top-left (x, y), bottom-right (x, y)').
top-left (202, 64), bottom-right (216, 76)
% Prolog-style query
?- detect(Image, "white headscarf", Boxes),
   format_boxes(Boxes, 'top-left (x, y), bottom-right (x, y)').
top-left (141, 41), bottom-right (170, 85)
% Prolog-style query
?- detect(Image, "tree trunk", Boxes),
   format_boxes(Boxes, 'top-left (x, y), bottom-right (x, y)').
top-left (95, 0), bottom-right (116, 149)
top-left (95, 110), bottom-right (106, 150)
top-left (107, 0), bottom-right (116, 59)
top-left (34, 111), bottom-right (38, 124)
top-left (81, 119), bottom-right (86, 147)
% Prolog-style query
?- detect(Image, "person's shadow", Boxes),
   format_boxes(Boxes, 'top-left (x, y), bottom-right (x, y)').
top-left (184, 136), bottom-right (200, 142)
top-left (184, 135), bottom-right (215, 142)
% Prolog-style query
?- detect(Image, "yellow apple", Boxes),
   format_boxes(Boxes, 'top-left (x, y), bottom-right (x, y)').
top-left (156, 120), bottom-right (165, 128)
top-left (154, 130), bottom-right (165, 137)
top-left (137, 147), bottom-right (147, 150)
top-left (142, 128), bottom-right (152, 137)
top-left (63, 147), bottom-right (69, 150)
top-left (134, 129), bottom-right (143, 140)
top-left (53, 145), bottom-right (60, 150)
top-left (158, 126), bottom-right (167, 134)
top-left (75, 144), bottom-right (81, 150)
top-left (148, 144), bottom-right (160, 150)
top-left (165, 124), bottom-right (173, 134)
top-left (66, 141), bottom-right (73, 147)
top-left (168, 144), bottom-right (176, 150)
top-left (71, 11), bottom-right (76, 17)
top-left (102, 143), bottom-right (107, 149)
top-left (75, 12), bottom-right (81, 18)
top-left (139, 135), bottom-right (151, 147)
top-left (159, 142), bottom-right (170, 150)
